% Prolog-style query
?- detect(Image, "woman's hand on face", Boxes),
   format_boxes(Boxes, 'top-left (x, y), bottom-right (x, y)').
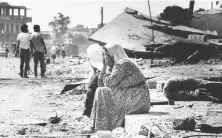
top-left (102, 52), bottom-right (107, 73)
top-left (106, 66), bottom-right (113, 74)
top-left (98, 72), bottom-right (105, 87)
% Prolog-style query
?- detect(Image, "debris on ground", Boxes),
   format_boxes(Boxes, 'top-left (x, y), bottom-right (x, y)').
top-left (17, 127), bottom-right (27, 135)
top-left (48, 113), bottom-right (61, 124)
top-left (138, 125), bottom-right (155, 138)
top-left (1, 56), bottom-right (222, 137)
top-left (172, 116), bottom-right (196, 130)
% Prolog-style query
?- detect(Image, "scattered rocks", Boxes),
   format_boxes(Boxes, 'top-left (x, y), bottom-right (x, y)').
top-left (55, 70), bottom-right (63, 76)
top-left (48, 113), bottom-right (61, 124)
top-left (138, 125), bottom-right (155, 138)
top-left (96, 131), bottom-right (113, 138)
top-left (71, 87), bottom-right (85, 95)
top-left (66, 68), bottom-right (72, 74)
top-left (17, 127), bottom-right (27, 135)
top-left (92, 127), bottom-right (156, 138)
top-left (94, 127), bottom-right (150, 138)
top-left (112, 127), bottom-right (127, 137)
top-left (59, 128), bottom-right (68, 132)
top-left (172, 116), bottom-right (196, 130)
top-left (0, 134), bottom-right (8, 137)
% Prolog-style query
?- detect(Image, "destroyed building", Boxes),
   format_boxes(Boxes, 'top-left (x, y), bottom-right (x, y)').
top-left (191, 9), bottom-right (222, 36)
top-left (0, 2), bottom-right (32, 46)
top-left (89, 7), bottom-right (222, 63)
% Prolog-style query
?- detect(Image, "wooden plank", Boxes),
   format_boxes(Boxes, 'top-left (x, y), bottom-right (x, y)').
top-left (24, 134), bottom-right (93, 138)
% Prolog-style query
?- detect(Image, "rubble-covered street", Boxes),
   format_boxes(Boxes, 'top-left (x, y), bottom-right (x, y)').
top-left (1, 57), bottom-right (222, 137)
top-left (1, 0), bottom-right (222, 138)
top-left (0, 57), bottom-right (92, 137)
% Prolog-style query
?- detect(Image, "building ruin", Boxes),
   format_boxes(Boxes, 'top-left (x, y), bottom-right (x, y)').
top-left (0, 2), bottom-right (32, 46)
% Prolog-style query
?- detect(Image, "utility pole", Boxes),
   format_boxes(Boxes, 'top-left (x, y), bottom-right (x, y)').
top-left (147, 0), bottom-right (154, 65)
top-left (211, 1), bottom-right (213, 9)
top-left (100, 7), bottom-right (103, 28)
top-left (148, 0), bottom-right (154, 42)
top-left (189, 0), bottom-right (195, 17)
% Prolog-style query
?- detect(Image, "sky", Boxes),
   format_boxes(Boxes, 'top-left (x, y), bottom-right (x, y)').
top-left (3, 0), bottom-right (219, 31)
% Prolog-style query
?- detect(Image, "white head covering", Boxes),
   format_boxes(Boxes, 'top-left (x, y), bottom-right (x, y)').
top-left (87, 43), bottom-right (104, 71)
top-left (87, 43), bottom-right (139, 71)
top-left (104, 43), bottom-right (129, 62)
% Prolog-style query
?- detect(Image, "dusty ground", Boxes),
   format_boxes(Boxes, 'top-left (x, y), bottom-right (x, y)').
top-left (0, 56), bottom-right (222, 137)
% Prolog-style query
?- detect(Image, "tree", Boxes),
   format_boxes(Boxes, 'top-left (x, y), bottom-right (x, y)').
top-left (160, 6), bottom-right (191, 25)
top-left (48, 13), bottom-right (71, 41)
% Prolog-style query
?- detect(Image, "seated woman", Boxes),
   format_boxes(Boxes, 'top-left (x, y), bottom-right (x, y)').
top-left (163, 77), bottom-right (222, 102)
top-left (81, 43), bottom-right (151, 133)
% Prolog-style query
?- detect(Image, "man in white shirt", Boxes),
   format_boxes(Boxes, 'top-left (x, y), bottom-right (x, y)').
top-left (16, 24), bottom-right (35, 78)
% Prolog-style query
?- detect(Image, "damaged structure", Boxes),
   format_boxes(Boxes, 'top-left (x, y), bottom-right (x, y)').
top-left (191, 9), bottom-right (222, 36)
top-left (0, 2), bottom-right (32, 45)
top-left (89, 7), bottom-right (222, 63)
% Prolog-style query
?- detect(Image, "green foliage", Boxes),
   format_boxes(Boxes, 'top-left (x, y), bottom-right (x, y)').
top-left (48, 13), bottom-right (71, 41)
top-left (160, 6), bottom-right (191, 25)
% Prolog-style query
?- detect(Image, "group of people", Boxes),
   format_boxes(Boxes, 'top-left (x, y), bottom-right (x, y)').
top-left (2, 42), bottom-right (17, 58)
top-left (80, 43), bottom-right (151, 133)
top-left (50, 43), bottom-right (65, 62)
top-left (16, 24), bottom-right (47, 78)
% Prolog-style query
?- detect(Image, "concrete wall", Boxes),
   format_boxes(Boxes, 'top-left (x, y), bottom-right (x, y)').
top-left (191, 14), bottom-right (222, 36)
top-left (0, 19), bottom-right (25, 43)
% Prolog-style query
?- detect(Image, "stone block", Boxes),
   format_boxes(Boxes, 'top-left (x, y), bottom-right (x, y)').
top-left (146, 81), bottom-right (157, 89)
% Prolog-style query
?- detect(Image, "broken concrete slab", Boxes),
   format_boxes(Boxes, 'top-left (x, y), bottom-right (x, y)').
top-left (14, 119), bottom-right (48, 126)
top-left (125, 101), bottom-right (222, 137)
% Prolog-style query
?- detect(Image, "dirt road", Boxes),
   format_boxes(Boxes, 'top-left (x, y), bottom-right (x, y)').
top-left (1, 57), bottom-right (222, 137)
top-left (0, 57), bottom-right (91, 137)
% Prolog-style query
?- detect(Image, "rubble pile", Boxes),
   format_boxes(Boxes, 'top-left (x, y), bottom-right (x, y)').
top-left (155, 39), bottom-right (222, 64)
top-left (92, 116), bottom-right (196, 138)
top-left (45, 58), bottom-right (91, 78)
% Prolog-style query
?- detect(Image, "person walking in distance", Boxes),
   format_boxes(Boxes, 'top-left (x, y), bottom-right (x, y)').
top-left (61, 44), bottom-right (65, 58)
top-left (56, 44), bottom-right (60, 58)
top-left (12, 42), bottom-right (17, 57)
top-left (16, 24), bottom-right (35, 78)
top-left (50, 44), bottom-right (57, 64)
top-left (4, 42), bottom-right (9, 58)
top-left (31, 25), bottom-right (47, 78)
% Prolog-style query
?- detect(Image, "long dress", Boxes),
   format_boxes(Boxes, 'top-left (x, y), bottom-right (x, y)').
top-left (83, 71), bottom-right (100, 118)
top-left (90, 58), bottom-right (151, 131)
